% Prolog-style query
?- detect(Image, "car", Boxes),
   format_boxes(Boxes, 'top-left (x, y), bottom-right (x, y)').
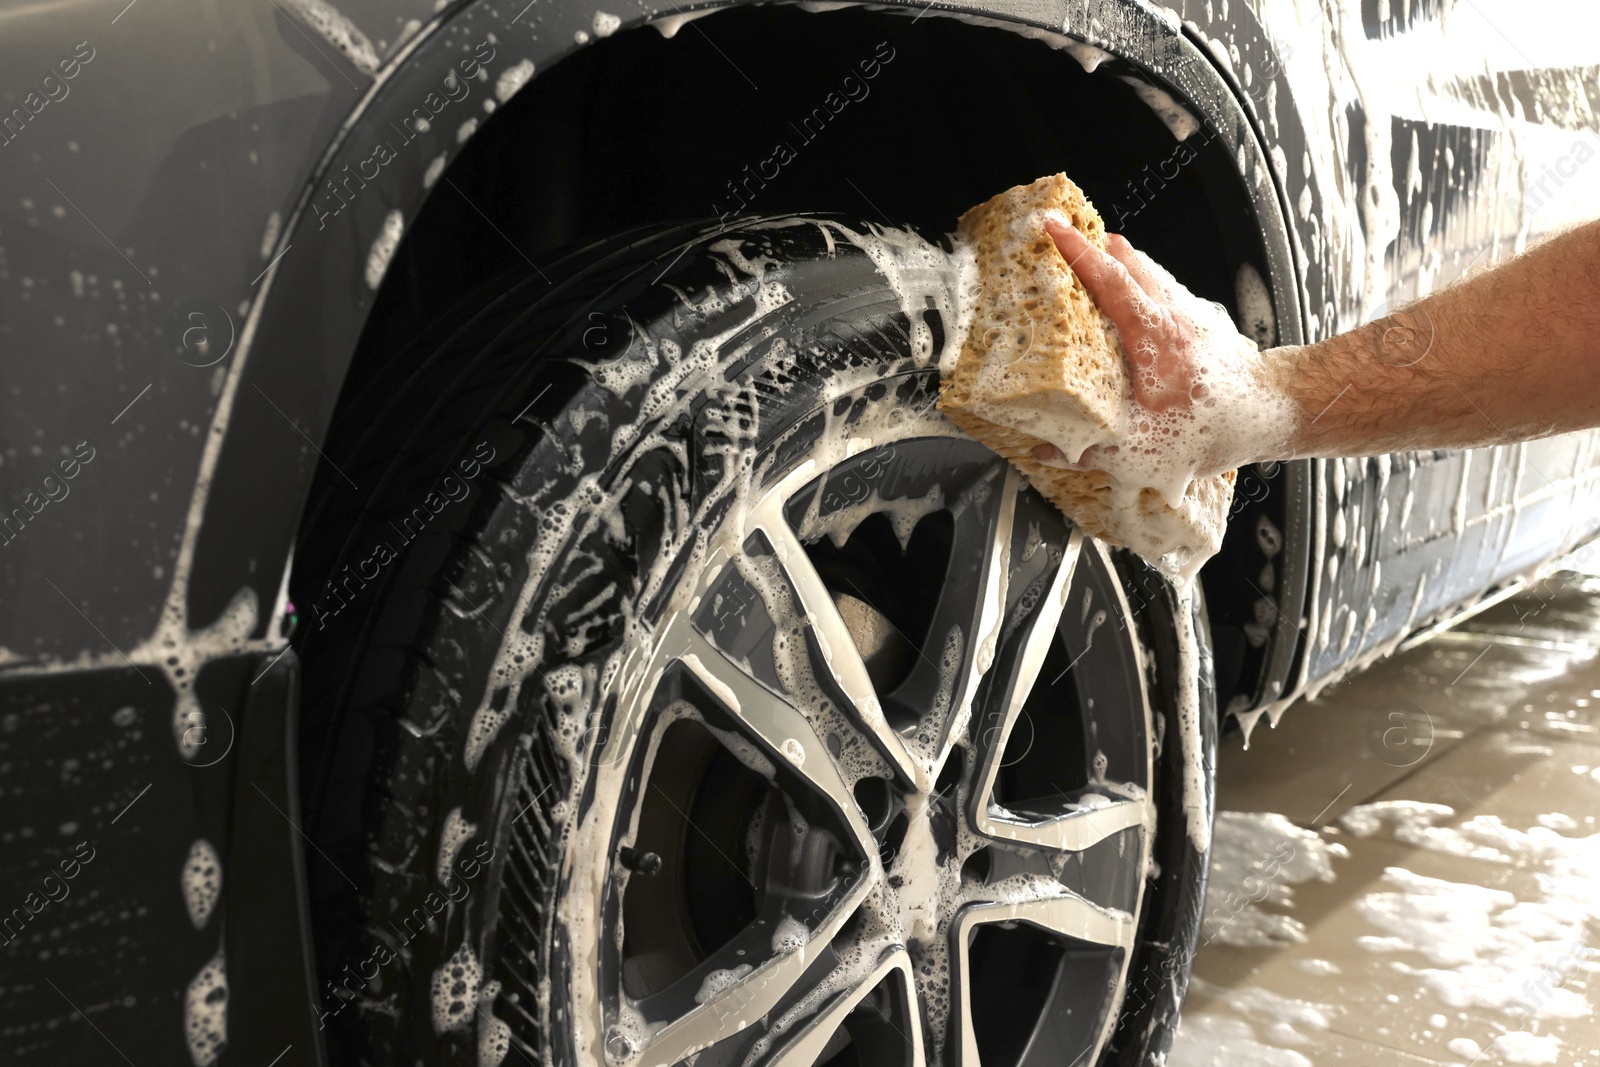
top-left (3, 0), bottom-right (1598, 1064)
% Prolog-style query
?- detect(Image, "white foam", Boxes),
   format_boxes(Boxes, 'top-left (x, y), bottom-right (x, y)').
top-left (795, 482), bottom-right (945, 550)
top-left (1171, 585), bottom-right (1213, 851)
top-left (771, 915), bottom-right (810, 954)
top-left (495, 59), bottom-right (535, 103)
top-left (1168, 1011), bottom-right (1314, 1066)
top-left (693, 964), bottom-right (753, 1004)
top-left (281, 0), bottom-right (380, 76)
top-left (431, 941), bottom-right (482, 1033)
top-left (1064, 42), bottom-right (1112, 72)
top-left (1189, 976), bottom-right (1334, 1042)
top-left (424, 154), bottom-right (447, 189)
top-left (259, 211), bottom-right (281, 260)
top-left (184, 950), bottom-right (228, 1066)
top-left (1201, 811), bottom-right (1348, 945)
top-left (1119, 76), bottom-right (1201, 140)
top-left (479, 1010), bottom-right (512, 1067)
top-left (811, 220), bottom-right (974, 375)
top-left (1340, 801), bottom-right (1512, 864)
top-left (365, 210), bottom-right (403, 290)
top-left (1489, 1030), bottom-right (1561, 1064)
top-left (1295, 957), bottom-right (1341, 977)
top-left (182, 838), bottom-right (222, 929)
top-left (437, 807), bottom-right (477, 884)
top-left (1349, 811), bottom-right (1600, 1048)
top-left (1235, 261), bottom-right (1276, 348)
top-left (651, 9), bottom-right (712, 37)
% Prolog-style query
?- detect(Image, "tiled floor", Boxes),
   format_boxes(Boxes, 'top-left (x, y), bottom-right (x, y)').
top-left (1170, 574), bottom-right (1600, 1066)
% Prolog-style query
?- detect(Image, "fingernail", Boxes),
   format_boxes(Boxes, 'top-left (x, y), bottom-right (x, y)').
top-left (1042, 211), bottom-right (1076, 236)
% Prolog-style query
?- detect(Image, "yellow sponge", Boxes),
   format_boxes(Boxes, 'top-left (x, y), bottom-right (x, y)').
top-left (937, 174), bottom-right (1235, 573)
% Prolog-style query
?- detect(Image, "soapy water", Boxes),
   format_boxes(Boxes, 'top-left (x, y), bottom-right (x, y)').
top-left (1158, 812), bottom-right (1354, 1065)
top-left (182, 838), bottom-right (223, 930)
top-left (1172, 796), bottom-right (1600, 1066)
top-left (1199, 811), bottom-right (1348, 948)
top-left (1345, 804), bottom-right (1600, 1043)
top-left (1168, 1010), bottom-right (1322, 1067)
top-left (184, 950), bottom-right (229, 1067)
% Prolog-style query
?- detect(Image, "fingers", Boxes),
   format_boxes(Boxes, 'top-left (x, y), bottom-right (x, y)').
top-left (1105, 233), bottom-right (1176, 302)
top-left (1045, 219), bottom-right (1200, 417)
top-left (1044, 217), bottom-right (1164, 353)
top-left (1030, 441), bottom-right (1118, 470)
top-left (1032, 443), bottom-right (1067, 464)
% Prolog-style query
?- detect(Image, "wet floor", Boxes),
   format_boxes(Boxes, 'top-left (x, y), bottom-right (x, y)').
top-left (1170, 560), bottom-right (1600, 1066)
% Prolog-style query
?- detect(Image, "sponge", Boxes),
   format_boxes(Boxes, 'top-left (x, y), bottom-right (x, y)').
top-left (937, 174), bottom-right (1236, 575)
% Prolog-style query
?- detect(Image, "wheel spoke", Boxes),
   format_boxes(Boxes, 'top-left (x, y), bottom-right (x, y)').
top-left (751, 491), bottom-right (925, 792)
top-left (965, 525), bottom-right (1158, 854)
top-left (950, 889), bottom-right (1135, 1067)
top-left (882, 462), bottom-right (1017, 772)
top-left (762, 946), bottom-right (926, 1067)
top-left (677, 623), bottom-right (875, 859)
top-left (967, 525), bottom-right (1080, 840)
top-left (985, 795), bottom-right (1152, 853)
top-left (622, 619), bottom-right (881, 1066)
top-left (630, 923), bottom-right (834, 1067)
top-left (955, 886), bottom-right (1135, 955)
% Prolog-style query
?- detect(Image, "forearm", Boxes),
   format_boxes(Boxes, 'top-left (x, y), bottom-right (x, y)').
top-left (1263, 219), bottom-right (1600, 461)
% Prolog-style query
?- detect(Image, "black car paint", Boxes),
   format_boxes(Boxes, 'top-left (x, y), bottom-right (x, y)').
top-left (1, 0), bottom-right (1596, 1062)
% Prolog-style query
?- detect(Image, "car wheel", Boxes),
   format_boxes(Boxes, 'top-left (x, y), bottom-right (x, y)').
top-left (293, 216), bottom-right (1216, 1067)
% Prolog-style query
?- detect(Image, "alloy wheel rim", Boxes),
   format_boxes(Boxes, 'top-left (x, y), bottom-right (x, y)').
top-left (577, 416), bottom-right (1157, 1067)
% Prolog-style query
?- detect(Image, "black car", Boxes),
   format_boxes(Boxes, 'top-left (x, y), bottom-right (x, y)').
top-left (4, 0), bottom-right (1598, 1064)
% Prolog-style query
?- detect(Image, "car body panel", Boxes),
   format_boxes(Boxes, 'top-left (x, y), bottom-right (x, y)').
top-left (2, 0), bottom-right (1598, 1060)
top-left (1169, 0), bottom-right (1600, 711)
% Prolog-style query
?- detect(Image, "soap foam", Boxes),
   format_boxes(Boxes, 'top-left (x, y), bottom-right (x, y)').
top-left (182, 838), bottom-right (222, 930)
top-left (184, 950), bottom-right (229, 1066)
top-left (432, 941), bottom-right (483, 1034)
top-left (438, 807), bottom-right (478, 885)
top-left (1202, 811), bottom-right (1348, 945)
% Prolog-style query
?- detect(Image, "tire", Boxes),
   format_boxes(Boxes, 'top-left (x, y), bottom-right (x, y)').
top-left (292, 216), bottom-right (1216, 1067)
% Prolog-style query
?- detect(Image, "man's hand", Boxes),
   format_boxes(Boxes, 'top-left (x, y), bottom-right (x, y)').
top-left (1044, 216), bottom-right (1205, 413)
top-left (1031, 215), bottom-right (1261, 473)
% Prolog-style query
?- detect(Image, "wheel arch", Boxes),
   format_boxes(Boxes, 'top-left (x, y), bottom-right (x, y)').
top-left (194, 0), bottom-right (1311, 722)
